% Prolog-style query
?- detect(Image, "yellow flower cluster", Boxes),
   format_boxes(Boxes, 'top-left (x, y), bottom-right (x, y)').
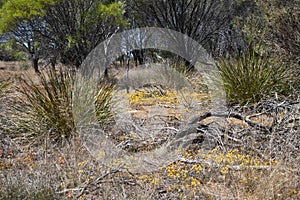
top-left (129, 90), bottom-right (179, 107)
top-left (165, 162), bottom-right (202, 188)
top-left (77, 161), bottom-right (86, 167)
top-left (164, 148), bottom-right (279, 187)
top-left (202, 149), bottom-right (278, 171)
top-left (134, 148), bottom-right (283, 197)
top-left (139, 174), bottom-right (161, 186)
top-left (187, 177), bottom-right (201, 187)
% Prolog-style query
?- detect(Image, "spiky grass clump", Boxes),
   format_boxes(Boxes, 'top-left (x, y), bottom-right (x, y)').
top-left (217, 49), bottom-right (288, 105)
top-left (95, 82), bottom-right (115, 127)
top-left (17, 67), bottom-right (75, 143)
top-left (13, 67), bottom-right (116, 144)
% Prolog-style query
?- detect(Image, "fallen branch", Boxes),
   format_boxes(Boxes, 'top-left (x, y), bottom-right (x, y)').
top-left (188, 112), bottom-right (272, 132)
top-left (56, 187), bottom-right (83, 194)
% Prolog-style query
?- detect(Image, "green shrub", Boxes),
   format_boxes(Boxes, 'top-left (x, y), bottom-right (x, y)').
top-left (217, 48), bottom-right (289, 105)
top-left (0, 42), bottom-right (26, 61)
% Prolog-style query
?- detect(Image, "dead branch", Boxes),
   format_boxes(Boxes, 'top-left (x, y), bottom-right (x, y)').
top-left (188, 112), bottom-right (272, 132)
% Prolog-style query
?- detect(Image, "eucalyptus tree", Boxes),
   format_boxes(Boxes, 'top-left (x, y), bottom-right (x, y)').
top-left (0, 0), bottom-right (57, 72)
top-left (0, 0), bottom-right (127, 71)
top-left (44, 0), bottom-right (127, 68)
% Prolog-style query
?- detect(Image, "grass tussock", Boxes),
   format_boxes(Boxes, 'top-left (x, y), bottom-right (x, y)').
top-left (217, 48), bottom-right (289, 105)
top-left (8, 67), bottom-right (116, 144)
top-left (17, 67), bottom-right (75, 143)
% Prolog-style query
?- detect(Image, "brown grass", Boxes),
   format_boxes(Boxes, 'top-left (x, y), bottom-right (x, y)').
top-left (0, 63), bottom-right (299, 199)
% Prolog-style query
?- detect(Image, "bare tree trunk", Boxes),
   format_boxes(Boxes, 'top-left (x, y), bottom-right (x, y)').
top-left (50, 57), bottom-right (56, 71)
top-left (32, 54), bottom-right (39, 73)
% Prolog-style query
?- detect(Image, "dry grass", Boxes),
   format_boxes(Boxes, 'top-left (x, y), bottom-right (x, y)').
top-left (0, 63), bottom-right (299, 199)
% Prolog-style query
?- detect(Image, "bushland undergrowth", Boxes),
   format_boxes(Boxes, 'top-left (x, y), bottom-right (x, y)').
top-left (0, 60), bottom-right (299, 199)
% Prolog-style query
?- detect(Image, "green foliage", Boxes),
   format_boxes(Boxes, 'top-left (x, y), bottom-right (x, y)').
top-left (47, 0), bottom-right (127, 67)
top-left (232, 0), bottom-right (299, 94)
top-left (0, 41), bottom-right (27, 61)
top-left (234, 0), bottom-right (299, 59)
top-left (11, 51), bottom-right (27, 61)
top-left (217, 48), bottom-right (288, 105)
top-left (0, 0), bottom-right (59, 72)
top-left (273, 9), bottom-right (300, 60)
top-left (98, 1), bottom-right (128, 26)
top-left (65, 1), bottom-right (127, 47)
top-left (0, 0), bottom-right (57, 33)
top-left (0, 42), bottom-right (14, 61)
top-left (18, 67), bottom-right (75, 143)
top-left (0, 0), bottom-right (127, 69)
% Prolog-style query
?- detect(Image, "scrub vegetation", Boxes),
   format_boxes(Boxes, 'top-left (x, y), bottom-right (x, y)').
top-left (0, 0), bottom-right (299, 199)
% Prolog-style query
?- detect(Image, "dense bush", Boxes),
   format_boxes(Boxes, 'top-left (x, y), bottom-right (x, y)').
top-left (0, 42), bottom-right (26, 61)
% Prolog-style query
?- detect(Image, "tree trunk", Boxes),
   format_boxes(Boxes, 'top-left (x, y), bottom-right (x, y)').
top-left (32, 56), bottom-right (39, 73)
top-left (50, 57), bottom-right (56, 71)
top-left (132, 50), bottom-right (145, 67)
top-left (104, 67), bottom-right (108, 78)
